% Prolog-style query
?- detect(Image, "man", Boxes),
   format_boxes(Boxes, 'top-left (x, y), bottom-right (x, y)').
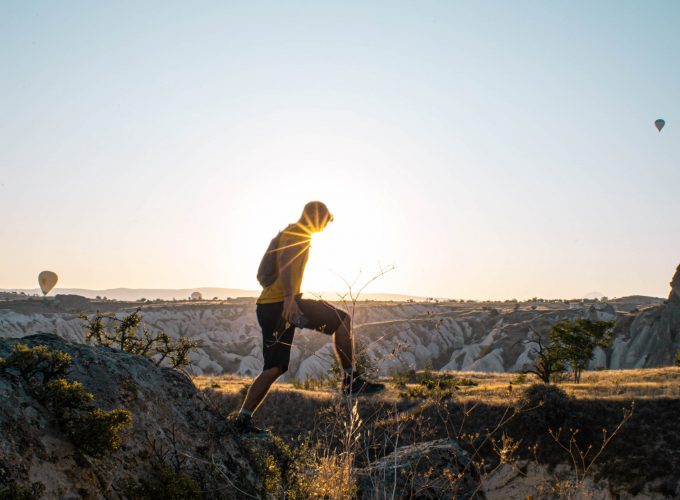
top-left (234, 201), bottom-right (384, 436)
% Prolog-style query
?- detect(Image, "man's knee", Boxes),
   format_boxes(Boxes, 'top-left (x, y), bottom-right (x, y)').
top-left (340, 311), bottom-right (351, 329)
top-left (262, 365), bottom-right (286, 377)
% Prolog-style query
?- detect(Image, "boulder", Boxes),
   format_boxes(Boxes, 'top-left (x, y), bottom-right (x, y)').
top-left (356, 439), bottom-right (478, 499)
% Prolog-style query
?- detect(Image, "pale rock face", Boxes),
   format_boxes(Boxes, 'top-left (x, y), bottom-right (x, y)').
top-left (1, 264), bottom-right (679, 378)
top-left (588, 346), bottom-right (608, 369)
top-left (414, 344), bottom-right (432, 368)
top-left (295, 343), bottom-right (335, 381)
top-left (466, 348), bottom-right (505, 372)
top-left (508, 344), bottom-right (537, 373)
top-left (238, 355), bottom-right (263, 376)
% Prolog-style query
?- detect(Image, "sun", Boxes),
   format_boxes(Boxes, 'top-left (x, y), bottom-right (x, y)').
top-left (303, 227), bottom-right (340, 295)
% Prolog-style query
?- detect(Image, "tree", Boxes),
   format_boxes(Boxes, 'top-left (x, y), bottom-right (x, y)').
top-left (521, 333), bottom-right (565, 383)
top-left (549, 319), bottom-right (614, 383)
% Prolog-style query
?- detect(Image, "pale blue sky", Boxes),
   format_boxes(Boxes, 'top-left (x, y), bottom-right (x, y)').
top-left (1, 1), bottom-right (679, 299)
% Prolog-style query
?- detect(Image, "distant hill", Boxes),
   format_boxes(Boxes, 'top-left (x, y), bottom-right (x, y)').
top-left (1, 287), bottom-right (259, 301)
top-left (0, 287), bottom-right (428, 303)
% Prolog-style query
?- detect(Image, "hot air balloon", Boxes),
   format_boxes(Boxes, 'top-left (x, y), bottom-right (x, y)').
top-left (190, 291), bottom-right (202, 301)
top-left (38, 271), bottom-right (58, 296)
top-left (655, 119), bottom-right (665, 132)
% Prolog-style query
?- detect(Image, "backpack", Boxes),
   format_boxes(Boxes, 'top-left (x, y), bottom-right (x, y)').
top-left (256, 231), bottom-right (282, 287)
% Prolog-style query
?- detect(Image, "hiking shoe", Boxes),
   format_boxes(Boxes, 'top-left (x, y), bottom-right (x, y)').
top-left (343, 374), bottom-right (385, 395)
top-left (228, 413), bottom-right (269, 438)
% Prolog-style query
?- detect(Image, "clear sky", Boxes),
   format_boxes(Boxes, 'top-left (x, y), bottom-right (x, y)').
top-left (1, 1), bottom-right (679, 300)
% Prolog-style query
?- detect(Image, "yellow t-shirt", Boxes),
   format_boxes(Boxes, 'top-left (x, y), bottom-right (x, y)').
top-left (257, 223), bottom-right (311, 304)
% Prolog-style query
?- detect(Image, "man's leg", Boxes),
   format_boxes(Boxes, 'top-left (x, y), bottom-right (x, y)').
top-left (333, 313), bottom-right (384, 394)
top-left (333, 314), bottom-right (354, 370)
top-left (235, 302), bottom-right (294, 432)
top-left (240, 366), bottom-right (283, 414)
top-left (297, 298), bottom-right (384, 394)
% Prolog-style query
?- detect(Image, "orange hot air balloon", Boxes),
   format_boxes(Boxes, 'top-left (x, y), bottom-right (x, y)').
top-left (38, 271), bottom-right (58, 295)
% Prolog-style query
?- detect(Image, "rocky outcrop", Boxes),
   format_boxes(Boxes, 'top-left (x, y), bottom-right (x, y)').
top-left (670, 265), bottom-right (680, 304)
top-left (356, 439), bottom-right (477, 499)
top-left (0, 334), bottom-right (255, 498)
top-left (668, 264), bottom-right (680, 338)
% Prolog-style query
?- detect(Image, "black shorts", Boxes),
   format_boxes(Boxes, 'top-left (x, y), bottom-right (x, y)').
top-left (256, 296), bottom-right (349, 373)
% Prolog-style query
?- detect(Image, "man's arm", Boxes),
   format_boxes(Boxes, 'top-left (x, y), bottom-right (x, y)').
top-left (278, 237), bottom-right (303, 322)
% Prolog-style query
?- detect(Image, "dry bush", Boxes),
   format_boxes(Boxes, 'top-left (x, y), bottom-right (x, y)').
top-left (517, 383), bottom-right (570, 430)
top-left (306, 453), bottom-right (357, 499)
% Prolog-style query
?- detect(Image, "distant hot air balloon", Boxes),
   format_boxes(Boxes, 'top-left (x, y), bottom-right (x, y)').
top-left (190, 291), bottom-right (202, 301)
top-left (655, 119), bottom-right (665, 132)
top-left (38, 271), bottom-right (58, 296)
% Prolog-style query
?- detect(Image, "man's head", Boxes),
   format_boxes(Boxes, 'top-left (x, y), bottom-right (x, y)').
top-left (300, 201), bottom-right (333, 233)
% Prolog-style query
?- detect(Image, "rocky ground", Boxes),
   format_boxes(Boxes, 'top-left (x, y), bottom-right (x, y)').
top-left (0, 334), bottom-right (263, 499)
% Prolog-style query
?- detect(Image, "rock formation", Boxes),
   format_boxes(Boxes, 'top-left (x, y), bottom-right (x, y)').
top-left (668, 264), bottom-right (680, 338)
top-left (2, 265), bottom-right (679, 379)
top-left (0, 334), bottom-right (255, 498)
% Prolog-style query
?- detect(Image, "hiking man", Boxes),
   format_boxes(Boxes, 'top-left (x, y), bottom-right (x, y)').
top-left (234, 201), bottom-right (384, 435)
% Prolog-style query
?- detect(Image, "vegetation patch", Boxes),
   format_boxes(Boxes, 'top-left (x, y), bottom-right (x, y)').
top-left (81, 309), bottom-right (199, 370)
top-left (0, 343), bottom-right (131, 457)
top-left (398, 370), bottom-right (478, 399)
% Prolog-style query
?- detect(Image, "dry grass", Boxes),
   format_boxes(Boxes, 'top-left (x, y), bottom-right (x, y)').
top-left (194, 366), bottom-right (680, 405)
top-left (194, 367), bottom-right (680, 498)
top-left (428, 367), bottom-right (680, 402)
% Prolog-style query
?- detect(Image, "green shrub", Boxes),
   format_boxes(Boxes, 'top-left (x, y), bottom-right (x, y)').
top-left (399, 372), bottom-right (478, 399)
top-left (42, 378), bottom-right (93, 417)
top-left (0, 343), bottom-right (71, 385)
top-left (1, 344), bottom-right (132, 457)
top-left (66, 408), bottom-right (132, 457)
top-left (81, 309), bottom-right (198, 370)
top-left (400, 384), bottom-right (432, 399)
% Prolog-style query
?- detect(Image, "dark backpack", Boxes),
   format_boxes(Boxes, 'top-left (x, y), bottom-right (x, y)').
top-left (256, 231), bottom-right (282, 287)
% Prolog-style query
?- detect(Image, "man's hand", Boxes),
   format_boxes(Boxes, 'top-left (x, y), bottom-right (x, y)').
top-left (282, 296), bottom-right (302, 323)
